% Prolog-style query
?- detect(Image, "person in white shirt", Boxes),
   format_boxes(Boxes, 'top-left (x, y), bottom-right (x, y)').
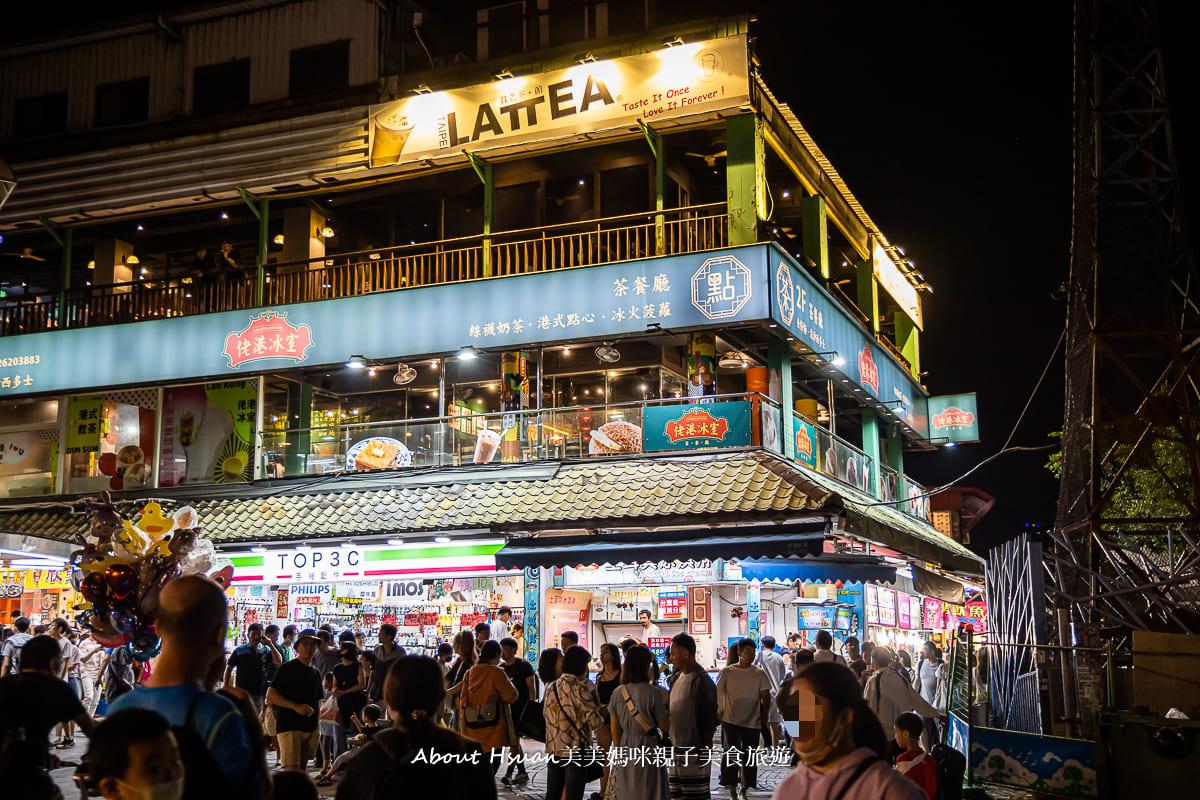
top-left (717, 638), bottom-right (771, 798)
top-left (913, 640), bottom-right (948, 748)
top-left (812, 629), bottom-right (847, 665)
top-left (638, 609), bottom-right (662, 640)
top-left (754, 635), bottom-right (788, 745)
top-left (489, 606), bottom-right (512, 642)
top-left (864, 647), bottom-right (940, 759)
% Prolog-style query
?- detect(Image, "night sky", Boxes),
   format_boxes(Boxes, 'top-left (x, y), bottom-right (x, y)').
top-left (6, 2), bottom-right (1197, 552)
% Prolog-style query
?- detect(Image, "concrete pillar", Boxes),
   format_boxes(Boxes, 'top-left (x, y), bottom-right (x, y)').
top-left (92, 239), bottom-right (135, 287)
top-left (281, 207), bottom-right (325, 273)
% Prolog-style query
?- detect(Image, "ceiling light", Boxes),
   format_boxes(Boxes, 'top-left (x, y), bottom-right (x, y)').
top-left (87, 261), bottom-right (95, 269)
top-left (136, 224), bottom-right (144, 231)
top-left (458, 345), bottom-right (479, 361)
top-left (345, 355), bottom-right (368, 369)
top-left (339, 542), bottom-right (355, 548)
top-left (273, 234), bottom-right (285, 244)
top-left (251, 546), bottom-right (267, 553)
top-left (125, 255), bottom-right (139, 265)
top-left (387, 538), bottom-right (405, 546)
top-left (562, 346), bottom-right (570, 355)
top-left (435, 536), bottom-right (451, 544)
top-left (220, 211), bottom-right (229, 220)
top-left (367, 368), bottom-right (377, 377)
top-left (319, 226), bottom-right (335, 238)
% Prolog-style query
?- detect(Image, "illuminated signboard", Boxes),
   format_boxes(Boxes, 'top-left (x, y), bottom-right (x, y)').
top-left (928, 393), bottom-right (981, 444)
top-left (368, 36), bottom-right (750, 168)
top-left (872, 244), bottom-right (923, 330)
top-left (877, 586), bottom-right (897, 627)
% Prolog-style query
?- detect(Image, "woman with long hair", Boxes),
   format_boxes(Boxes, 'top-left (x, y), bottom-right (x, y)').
top-left (609, 645), bottom-right (669, 800)
top-left (544, 646), bottom-right (607, 800)
top-left (594, 642), bottom-right (622, 799)
top-left (455, 640), bottom-right (519, 774)
top-left (335, 656), bottom-right (497, 799)
top-left (537, 646), bottom-right (563, 693)
top-left (770, 662), bottom-right (924, 799)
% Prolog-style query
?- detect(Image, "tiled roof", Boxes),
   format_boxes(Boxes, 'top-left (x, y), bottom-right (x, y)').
top-left (0, 450), bottom-right (982, 574)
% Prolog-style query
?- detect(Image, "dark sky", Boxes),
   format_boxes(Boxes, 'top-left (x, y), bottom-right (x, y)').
top-left (6, 2), bottom-right (1197, 551)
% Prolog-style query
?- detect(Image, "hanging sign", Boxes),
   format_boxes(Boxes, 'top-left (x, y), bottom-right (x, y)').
top-left (927, 393), bottom-right (981, 444)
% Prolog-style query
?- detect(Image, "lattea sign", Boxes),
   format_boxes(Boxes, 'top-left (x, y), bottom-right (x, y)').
top-left (927, 393), bottom-right (980, 444)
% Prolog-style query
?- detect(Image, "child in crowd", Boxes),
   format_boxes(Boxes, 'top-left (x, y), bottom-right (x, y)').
top-left (317, 703), bottom-right (384, 785)
top-left (86, 707), bottom-right (185, 800)
top-left (894, 712), bottom-right (938, 799)
top-left (318, 672), bottom-right (343, 774)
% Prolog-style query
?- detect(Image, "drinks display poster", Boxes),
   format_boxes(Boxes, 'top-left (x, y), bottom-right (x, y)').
top-left (877, 587), bottom-right (897, 627)
top-left (865, 584), bottom-right (880, 625)
top-left (897, 591), bottom-right (911, 629)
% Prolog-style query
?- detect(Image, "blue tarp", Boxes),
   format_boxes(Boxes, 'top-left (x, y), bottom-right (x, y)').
top-left (735, 558), bottom-right (896, 585)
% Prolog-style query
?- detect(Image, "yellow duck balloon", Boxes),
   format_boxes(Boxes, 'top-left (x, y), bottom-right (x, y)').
top-left (112, 519), bottom-right (152, 561)
top-left (136, 503), bottom-right (176, 540)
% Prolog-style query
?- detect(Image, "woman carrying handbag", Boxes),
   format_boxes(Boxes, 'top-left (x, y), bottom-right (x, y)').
top-left (455, 640), bottom-right (519, 774)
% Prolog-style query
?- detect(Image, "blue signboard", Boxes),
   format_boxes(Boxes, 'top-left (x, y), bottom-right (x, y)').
top-left (928, 392), bottom-right (980, 443)
top-left (768, 245), bottom-right (928, 434)
top-left (793, 414), bottom-right (819, 469)
top-left (796, 606), bottom-right (835, 629)
top-left (0, 246), bottom-right (771, 398)
top-left (643, 400), bottom-right (753, 451)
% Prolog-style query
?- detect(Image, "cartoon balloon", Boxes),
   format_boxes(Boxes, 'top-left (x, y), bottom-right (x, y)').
top-left (80, 571), bottom-right (109, 607)
top-left (208, 565), bottom-right (234, 588)
top-left (97, 452), bottom-right (117, 476)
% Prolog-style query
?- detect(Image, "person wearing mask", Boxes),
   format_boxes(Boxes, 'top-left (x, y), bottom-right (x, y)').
top-left (455, 639), bottom-right (519, 774)
top-left (717, 638), bottom-right (771, 800)
top-left (595, 643), bottom-right (623, 798)
top-left (756, 635), bottom-right (788, 746)
top-left (544, 645), bottom-right (607, 800)
top-left (490, 606), bottom-right (512, 643)
top-left (770, 662), bottom-right (925, 799)
top-left (268, 628), bottom-right (325, 773)
top-left (280, 625), bottom-right (298, 662)
top-left (224, 622), bottom-right (280, 712)
top-left (107, 575), bottom-right (264, 798)
top-left (609, 644), bottom-right (670, 800)
top-left (331, 642), bottom-right (368, 756)
top-left (0, 634), bottom-right (97, 798)
top-left (335, 656), bottom-right (497, 799)
top-left (913, 641), bottom-right (947, 748)
top-left (639, 609), bottom-right (662, 640)
top-left (86, 708), bottom-right (185, 800)
top-left (370, 623), bottom-right (405, 705)
top-left (0, 615), bottom-right (32, 675)
top-left (862, 648), bottom-right (940, 761)
top-left (668, 632), bottom-right (719, 800)
top-left (499, 637), bottom-right (535, 787)
top-left (436, 642), bottom-right (454, 676)
top-left (813, 630), bottom-right (847, 666)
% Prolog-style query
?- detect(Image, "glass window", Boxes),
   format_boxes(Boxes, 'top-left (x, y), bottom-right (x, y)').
top-left (0, 398), bottom-right (58, 427)
top-left (0, 431), bottom-right (56, 498)
top-left (64, 392), bottom-right (157, 493)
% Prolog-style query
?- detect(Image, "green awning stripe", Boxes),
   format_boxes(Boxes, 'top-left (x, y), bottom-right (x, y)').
top-left (231, 555), bottom-right (264, 567)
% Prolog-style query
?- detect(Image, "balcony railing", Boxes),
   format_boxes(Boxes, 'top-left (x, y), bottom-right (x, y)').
top-left (0, 204), bottom-right (727, 336)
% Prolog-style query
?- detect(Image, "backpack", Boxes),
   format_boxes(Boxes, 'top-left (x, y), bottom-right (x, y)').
top-left (171, 691), bottom-right (243, 800)
top-left (930, 742), bottom-right (966, 800)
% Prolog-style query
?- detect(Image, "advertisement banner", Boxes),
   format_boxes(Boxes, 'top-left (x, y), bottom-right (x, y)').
top-left (643, 400), bottom-right (753, 451)
top-left (924, 598), bottom-right (945, 630)
top-left (546, 588), bottom-right (591, 650)
top-left (228, 541), bottom-right (504, 584)
top-left (368, 36), bottom-right (749, 168)
top-left (897, 591), bottom-right (911, 628)
top-left (275, 589), bottom-right (289, 619)
top-left (771, 253), bottom-right (928, 434)
top-left (64, 395), bottom-right (104, 455)
top-left (928, 393), bottom-right (981, 444)
top-left (797, 607), bottom-right (835, 629)
top-left (793, 415), bottom-right (818, 469)
top-left (657, 589), bottom-right (686, 619)
top-left (909, 595), bottom-right (922, 630)
top-left (160, 380), bottom-right (257, 486)
top-left (0, 246), bottom-right (770, 399)
top-left (865, 584), bottom-right (880, 625)
top-left (877, 586), bottom-right (898, 626)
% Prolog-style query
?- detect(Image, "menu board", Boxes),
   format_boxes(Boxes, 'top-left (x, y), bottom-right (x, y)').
top-left (924, 598), bottom-right (944, 630)
top-left (896, 591), bottom-right (911, 628)
top-left (877, 587), bottom-right (897, 627)
top-left (797, 607), bottom-right (835, 629)
top-left (834, 607), bottom-right (853, 631)
top-left (909, 595), bottom-right (922, 629)
top-left (864, 584), bottom-right (880, 625)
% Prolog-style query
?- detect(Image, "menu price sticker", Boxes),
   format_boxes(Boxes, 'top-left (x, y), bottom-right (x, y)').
top-left (647, 636), bottom-right (672, 661)
top-left (658, 590), bottom-right (686, 619)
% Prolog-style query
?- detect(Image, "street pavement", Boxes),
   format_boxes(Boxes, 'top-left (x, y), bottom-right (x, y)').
top-left (49, 733), bottom-right (1041, 799)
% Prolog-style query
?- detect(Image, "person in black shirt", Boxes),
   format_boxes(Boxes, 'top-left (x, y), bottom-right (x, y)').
top-left (0, 635), bottom-right (96, 799)
top-left (499, 637), bottom-right (535, 787)
top-left (224, 623), bottom-right (281, 712)
top-left (268, 629), bottom-right (324, 772)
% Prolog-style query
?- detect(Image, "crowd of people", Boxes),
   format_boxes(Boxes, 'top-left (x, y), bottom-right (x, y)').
top-left (1, 589), bottom-right (959, 800)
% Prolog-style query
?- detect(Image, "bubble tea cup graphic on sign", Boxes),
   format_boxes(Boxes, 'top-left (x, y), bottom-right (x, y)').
top-left (473, 428), bottom-right (502, 464)
top-left (371, 108), bottom-right (415, 167)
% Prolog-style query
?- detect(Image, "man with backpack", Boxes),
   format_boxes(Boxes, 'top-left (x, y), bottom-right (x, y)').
top-left (668, 632), bottom-right (719, 800)
top-left (0, 634), bottom-right (97, 799)
top-left (0, 615), bottom-right (32, 675)
top-left (108, 574), bottom-right (267, 799)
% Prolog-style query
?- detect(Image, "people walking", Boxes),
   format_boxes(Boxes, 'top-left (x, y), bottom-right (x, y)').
top-left (609, 644), bottom-right (670, 800)
top-left (312, 630), bottom-right (342, 678)
top-left (813, 630), bottom-right (846, 666)
top-left (335, 655), bottom-right (497, 799)
top-left (499, 636), bottom-right (534, 787)
top-left (595, 642), bottom-right (622, 798)
top-left (490, 606), bottom-right (513, 642)
top-left (913, 641), bottom-right (947, 748)
top-left (107, 574), bottom-right (266, 798)
top-left (756, 635), bottom-right (788, 746)
top-left (544, 645), bottom-right (607, 800)
top-left (456, 639), bottom-right (519, 774)
top-left (893, 712), bottom-right (938, 799)
top-left (268, 628), bottom-right (325, 774)
top-left (370, 623), bottom-right (404, 704)
top-left (0, 634), bottom-right (97, 799)
top-left (770, 662), bottom-right (925, 799)
top-left (667, 632), bottom-right (719, 800)
top-left (78, 632), bottom-right (106, 716)
top-left (862, 648), bottom-right (939, 760)
top-left (0, 615), bottom-right (32, 675)
top-left (48, 618), bottom-right (82, 748)
top-left (224, 622), bottom-right (280, 712)
top-left (332, 642), bottom-right (368, 754)
top-left (717, 638), bottom-right (772, 799)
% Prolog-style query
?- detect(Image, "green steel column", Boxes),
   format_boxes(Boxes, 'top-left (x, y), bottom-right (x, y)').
top-left (726, 114), bottom-right (763, 246)
top-left (256, 199), bottom-right (269, 306)
top-left (769, 338), bottom-right (795, 459)
top-left (856, 257), bottom-right (879, 334)
top-left (861, 408), bottom-right (882, 499)
top-left (802, 194), bottom-right (829, 280)
top-left (482, 160), bottom-right (494, 277)
top-left (886, 422), bottom-right (905, 498)
top-left (895, 310), bottom-right (921, 378)
top-left (38, 218), bottom-right (71, 326)
top-left (285, 382), bottom-right (312, 478)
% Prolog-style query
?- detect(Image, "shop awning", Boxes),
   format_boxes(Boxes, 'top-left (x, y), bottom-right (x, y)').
top-left (734, 557), bottom-right (896, 586)
top-left (494, 524), bottom-right (828, 570)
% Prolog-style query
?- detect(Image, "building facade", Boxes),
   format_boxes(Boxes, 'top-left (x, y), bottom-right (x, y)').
top-left (0, 0), bottom-right (982, 663)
